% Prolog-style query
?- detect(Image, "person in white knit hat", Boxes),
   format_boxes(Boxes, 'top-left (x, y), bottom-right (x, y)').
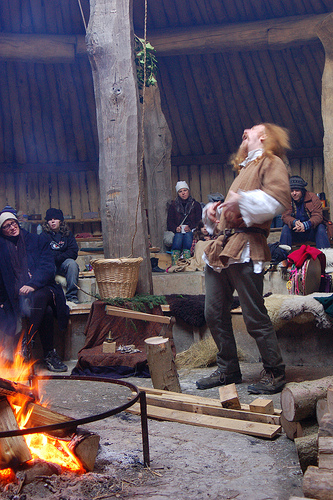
top-left (166, 181), bottom-right (202, 265)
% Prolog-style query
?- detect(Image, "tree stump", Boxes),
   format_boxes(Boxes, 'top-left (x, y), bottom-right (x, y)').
top-left (145, 337), bottom-right (181, 392)
top-left (281, 376), bottom-right (333, 422)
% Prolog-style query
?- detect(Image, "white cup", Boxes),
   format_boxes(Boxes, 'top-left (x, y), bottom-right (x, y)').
top-left (181, 225), bottom-right (187, 233)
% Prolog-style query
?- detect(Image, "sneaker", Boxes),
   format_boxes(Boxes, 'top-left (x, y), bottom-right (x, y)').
top-left (196, 369), bottom-right (242, 390)
top-left (67, 297), bottom-right (80, 304)
top-left (247, 369), bottom-right (286, 395)
top-left (44, 349), bottom-right (68, 373)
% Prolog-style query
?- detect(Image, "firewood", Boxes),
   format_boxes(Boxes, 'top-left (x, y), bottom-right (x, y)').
top-left (68, 429), bottom-right (100, 471)
top-left (145, 337), bottom-right (181, 393)
top-left (0, 398), bottom-right (32, 470)
top-left (219, 384), bottom-right (241, 409)
top-left (294, 433), bottom-right (318, 473)
top-left (21, 400), bottom-right (77, 438)
top-left (327, 386), bottom-right (333, 414)
top-left (317, 398), bottom-right (328, 427)
top-left (318, 436), bottom-right (333, 469)
top-left (249, 398), bottom-right (274, 415)
top-left (0, 376), bottom-right (36, 402)
top-left (318, 412), bottom-right (333, 437)
top-left (17, 458), bottom-right (62, 484)
top-left (303, 465), bottom-right (333, 499)
top-left (281, 376), bottom-right (333, 422)
top-left (280, 414), bottom-right (303, 440)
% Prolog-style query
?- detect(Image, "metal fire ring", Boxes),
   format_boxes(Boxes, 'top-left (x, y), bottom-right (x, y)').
top-left (0, 375), bottom-right (150, 467)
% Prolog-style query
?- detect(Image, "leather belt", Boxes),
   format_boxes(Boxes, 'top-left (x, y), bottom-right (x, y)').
top-left (221, 226), bottom-right (268, 249)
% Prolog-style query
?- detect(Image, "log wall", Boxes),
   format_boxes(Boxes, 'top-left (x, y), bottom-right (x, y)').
top-left (172, 156), bottom-right (326, 205)
top-left (0, 168), bottom-right (100, 234)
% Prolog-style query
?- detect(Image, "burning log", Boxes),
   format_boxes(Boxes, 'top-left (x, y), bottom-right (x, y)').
top-left (16, 458), bottom-right (62, 485)
top-left (22, 401), bottom-right (77, 438)
top-left (68, 429), bottom-right (100, 472)
top-left (0, 398), bottom-right (31, 470)
top-left (0, 377), bottom-right (36, 402)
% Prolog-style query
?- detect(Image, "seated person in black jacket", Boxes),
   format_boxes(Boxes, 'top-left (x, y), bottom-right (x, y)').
top-left (0, 208), bottom-right (68, 371)
top-left (43, 208), bottom-right (80, 304)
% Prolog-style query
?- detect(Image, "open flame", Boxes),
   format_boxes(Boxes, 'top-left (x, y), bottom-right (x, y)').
top-left (0, 341), bottom-right (84, 483)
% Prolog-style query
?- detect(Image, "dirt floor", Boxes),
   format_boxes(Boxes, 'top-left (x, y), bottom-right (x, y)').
top-left (1, 360), bottom-right (332, 500)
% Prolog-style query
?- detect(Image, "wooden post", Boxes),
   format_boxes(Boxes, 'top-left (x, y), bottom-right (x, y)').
top-left (86, 0), bottom-right (152, 294)
top-left (145, 337), bottom-right (181, 393)
top-left (143, 84), bottom-right (172, 249)
top-left (317, 14), bottom-right (333, 207)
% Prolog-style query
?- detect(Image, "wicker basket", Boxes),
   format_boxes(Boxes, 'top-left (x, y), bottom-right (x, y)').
top-left (91, 257), bottom-right (143, 299)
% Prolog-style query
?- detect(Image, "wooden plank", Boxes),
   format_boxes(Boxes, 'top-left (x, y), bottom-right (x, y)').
top-left (69, 171), bottom-right (82, 220)
top-left (143, 393), bottom-right (281, 425)
top-left (136, 386), bottom-right (282, 417)
top-left (127, 403), bottom-right (281, 438)
top-left (57, 172), bottom-right (72, 217)
top-left (38, 172), bottom-right (50, 218)
top-left (106, 305), bottom-right (171, 324)
top-left (188, 164), bottom-right (201, 202)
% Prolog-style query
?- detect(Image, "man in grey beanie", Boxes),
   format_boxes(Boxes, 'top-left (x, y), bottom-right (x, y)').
top-left (279, 175), bottom-right (330, 251)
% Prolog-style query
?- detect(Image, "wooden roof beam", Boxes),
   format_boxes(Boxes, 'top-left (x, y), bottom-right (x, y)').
top-left (148, 13), bottom-right (329, 56)
top-left (0, 13), bottom-right (329, 63)
top-left (0, 33), bottom-right (87, 63)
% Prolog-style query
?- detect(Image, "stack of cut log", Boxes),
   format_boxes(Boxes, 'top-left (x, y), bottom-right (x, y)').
top-left (280, 376), bottom-right (333, 499)
top-left (128, 384), bottom-right (282, 439)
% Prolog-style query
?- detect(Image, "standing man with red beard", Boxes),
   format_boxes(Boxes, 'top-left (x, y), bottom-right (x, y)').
top-left (196, 124), bottom-right (291, 394)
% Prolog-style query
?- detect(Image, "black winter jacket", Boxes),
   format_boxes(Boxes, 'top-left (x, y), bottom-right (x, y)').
top-left (0, 229), bottom-right (69, 336)
top-left (44, 230), bottom-right (79, 267)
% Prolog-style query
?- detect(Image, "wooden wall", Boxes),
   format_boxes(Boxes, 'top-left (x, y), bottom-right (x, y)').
top-left (172, 156), bottom-right (326, 205)
top-left (0, 168), bottom-right (100, 234)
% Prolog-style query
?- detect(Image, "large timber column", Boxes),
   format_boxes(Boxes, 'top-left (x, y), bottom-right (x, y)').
top-left (86, 0), bottom-right (152, 294)
top-left (143, 84), bottom-right (172, 248)
top-left (317, 13), bottom-right (333, 207)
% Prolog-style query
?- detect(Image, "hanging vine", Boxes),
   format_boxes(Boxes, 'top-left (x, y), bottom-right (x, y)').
top-left (134, 35), bottom-right (158, 95)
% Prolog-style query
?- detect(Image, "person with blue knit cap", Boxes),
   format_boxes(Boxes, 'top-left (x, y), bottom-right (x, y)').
top-left (279, 175), bottom-right (330, 251)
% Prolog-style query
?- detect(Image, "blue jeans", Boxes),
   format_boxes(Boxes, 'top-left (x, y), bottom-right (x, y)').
top-left (57, 258), bottom-right (79, 301)
top-left (172, 231), bottom-right (193, 251)
top-left (280, 223), bottom-right (330, 249)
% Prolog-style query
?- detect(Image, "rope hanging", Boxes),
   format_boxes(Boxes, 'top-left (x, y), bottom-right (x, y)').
top-left (77, 0), bottom-right (87, 31)
top-left (130, 0), bottom-right (148, 257)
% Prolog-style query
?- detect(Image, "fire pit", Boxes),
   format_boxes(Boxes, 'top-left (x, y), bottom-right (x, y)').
top-left (0, 374), bottom-right (150, 486)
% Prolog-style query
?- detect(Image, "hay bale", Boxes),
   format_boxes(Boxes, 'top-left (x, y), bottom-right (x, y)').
top-left (175, 335), bottom-right (218, 369)
top-left (175, 334), bottom-right (246, 370)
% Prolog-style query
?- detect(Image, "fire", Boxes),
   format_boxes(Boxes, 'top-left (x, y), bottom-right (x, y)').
top-left (0, 340), bottom-right (85, 484)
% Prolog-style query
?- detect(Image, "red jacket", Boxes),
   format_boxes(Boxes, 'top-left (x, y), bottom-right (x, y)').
top-left (282, 191), bottom-right (323, 229)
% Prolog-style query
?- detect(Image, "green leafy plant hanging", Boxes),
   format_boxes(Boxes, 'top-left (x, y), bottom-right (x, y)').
top-left (134, 35), bottom-right (158, 92)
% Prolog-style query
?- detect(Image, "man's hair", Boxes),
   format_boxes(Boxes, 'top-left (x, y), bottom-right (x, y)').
top-left (231, 123), bottom-right (290, 171)
top-left (261, 123), bottom-right (290, 160)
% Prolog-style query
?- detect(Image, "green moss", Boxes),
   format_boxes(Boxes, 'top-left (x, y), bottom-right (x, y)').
top-left (95, 294), bottom-right (168, 311)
